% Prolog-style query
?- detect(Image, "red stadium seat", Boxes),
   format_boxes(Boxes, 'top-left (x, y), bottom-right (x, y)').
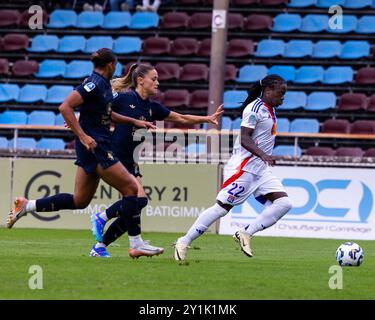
top-left (356, 67), bottom-right (375, 85)
top-left (170, 38), bottom-right (199, 56)
top-left (0, 59), bottom-right (9, 75)
top-left (19, 9), bottom-right (48, 28)
top-left (190, 90), bottom-right (209, 109)
top-left (228, 13), bottom-right (244, 30)
top-left (227, 39), bottom-right (254, 57)
top-left (225, 64), bottom-right (238, 81)
top-left (163, 89), bottom-right (190, 108)
top-left (232, 0), bottom-right (260, 5)
top-left (305, 147), bottom-right (335, 156)
top-left (364, 148), bottom-right (375, 157)
top-left (197, 38), bottom-right (211, 57)
top-left (0, 10), bottom-right (20, 27)
top-left (2, 33), bottom-right (29, 51)
top-left (335, 147), bottom-right (365, 157)
top-left (188, 13), bottom-right (212, 29)
top-left (180, 63), bottom-right (209, 82)
top-left (0, 37), bottom-right (3, 51)
top-left (152, 91), bottom-right (164, 104)
top-left (337, 93), bottom-right (368, 111)
top-left (154, 62), bottom-right (181, 81)
top-left (12, 60), bottom-right (39, 77)
top-left (367, 94), bottom-right (375, 112)
top-left (260, 0), bottom-right (288, 5)
top-left (244, 14), bottom-right (273, 31)
top-left (160, 12), bottom-right (189, 29)
top-left (321, 119), bottom-right (351, 134)
top-left (350, 120), bottom-right (375, 134)
top-left (142, 37), bottom-right (171, 55)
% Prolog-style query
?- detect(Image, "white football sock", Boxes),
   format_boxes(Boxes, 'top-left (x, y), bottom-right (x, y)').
top-left (99, 211), bottom-right (108, 221)
top-left (243, 197), bottom-right (292, 236)
top-left (25, 200), bottom-right (36, 213)
top-left (95, 242), bottom-right (106, 249)
top-left (129, 235), bottom-right (144, 248)
top-left (179, 203), bottom-right (229, 245)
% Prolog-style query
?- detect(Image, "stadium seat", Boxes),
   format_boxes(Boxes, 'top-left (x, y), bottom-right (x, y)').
top-left (231, 118), bottom-right (242, 130)
top-left (305, 92), bottom-right (336, 111)
top-left (45, 85), bottom-right (73, 104)
top-left (142, 37), bottom-right (171, 55)
top-left (321, 119), bottom-right (350, 133)
top-left (12, 59), bottom-right (39, 77)
top-left (185, 143), bottom-right (206, 156)
top-left (56, 36), bottom-right (86, 53)
top-left (290, 118), bottom-right (320, 133)
top-left (300, 15), bottom-right (329, 33)
top-left (316, 0), bottom-right (345, 7)
top-left (36, 138), bottom-right (65, 150)
top-left (227, 39), bottom-right (254, 57)
top-left (27, 111), bottom-right (56, 126)
top-left (190, 90), bottom-right (209, 109)
top-left (114, 62), bottom-right (123, 77)
top-left (339, 41), bottom-right (370, 59)
top-left (288, 0), bottom-right (317, 7)
top-left (197, 38), bottom-right (211, 57)
top-left (260, 0), bottom-right (288, 6)
top-left (279, 91), bottom-right (307, 110)
top-left (228, 13), bottom-right (244, 30)
top-left (344, 0), bottom-right (372, 9)
top-left (47, 10), bottom-right (77, 28)
top-left (350, 120), bottom-right (375, 134)
top-left (130, 12), bottom-right (159, 29)
top-left (237, 65), bottom-right (268, 83)
top-left (223, 90), bottom-right (247, 109)
top-left (255, 39), bottom-right (285, 57)
top-left (337, 93), bottom-right (368, 111)
top-left (160, 12), bottom-right (189, 29)
top-left (273, 145), bottom-right (302, 157)
top-left (180, 63), bottom-right (209, 82)
top-left (151, 91), bottom-right (164, 104)
top-left (295, 66), bottom-right (324, 84)
top-left (323, 66), bottom-right (353, 84)
top-left (34, 59), bottom-right (66, 78)
top-left (155, 62), bottom-right (181, 81)
top-left (28, 35), bottom-right (59, 52)
top-left (268, 65), bottom-right (296, 82)
top-left (225, 64), bottom-right (238, 81)
top-left (284, 40), bottom-right (313, 58)
top-left (276, 118), bottom-right (290, 132)
top-left (0, 137), bottom-right (8, 149)
top-left (84, 36), bottom-right (113, 53)
top-left (0, 59), bottom-right (9, 75)
top-left (10, 137), bottom-right (36, 150)
top-left (220, 116), bottom-right (232, 130)
top-left (20, 9), bottom-right (47, 29)
top-left (355, 67), bottom-right (375, 85)
top-left (0, 84), bottom-right (20, 102)
top-left (367, 94), bottom-right (375, 112)
top-left (113, 36), bottom-right (142, 54)
top-left (0, 10), bottom-right (20, 27)
top-left (188, 13), bottom-right (212, 29)
top-left (170, 38), bottom-right (199, 56)
top-left (103, 11), bottom-right (131, 29)
top-left (364, 148), bottom-right (375, 157)
top-left (272, 14), bottom-right (302, 32)
top-left (55, 113), bottom-right (65, 126)
top-left (244, 14), bottom-right (272, 31)
top-left (327, 15), bottom-right (357, 34)
top-left (163, 89), bottom-right (190, 108)
top-left (312, 40), bottom-right (341, 58)
top-left (16, 84), bottom-right (47, 103)
top-left (305, 146), bottom-right (335, 156)
top-left (65, 61), bottom-right (93, 79)
top-left (2, 33), bottom-right (29, 51)
top-left (335, 147), bottom-right (364, 157)
top-left (0, 110), bottom-right (27, 125)
top-left (356, 16), bottom-right (375, 34)
top-left (233, 0), bottom-right (260, 5)
top-left (76, 11), bottom-right (104, 28)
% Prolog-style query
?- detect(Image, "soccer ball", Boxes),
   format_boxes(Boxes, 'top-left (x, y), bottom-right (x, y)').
top-left (336, 242), bottom-right (364, 266)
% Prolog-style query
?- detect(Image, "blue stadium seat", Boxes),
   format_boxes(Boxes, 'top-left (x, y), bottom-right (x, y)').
top-left (323, 66), bottom-right (353, 84)
top-left (305, 92), bottom-right (336, 111)
top-left (273, 145), bottom-right (302, 157)
top-left (268, 65), bottom-right (296, 82)
top-left (295, 66), bottom-right (324, 84)
top-left (28, 35), bottom-right (59, 52)
top-left (0, 137), bottom-right (8, 149)
top-left (185, 143), bottom-right (206, 156)
top-left (327, 15), bottom-right (357, 34)
top-left (276, 118), bottom-right (290, 132)
top-left (316, 0), bottom-right (345, 7)
top-left (130, 12), bottom-right (159, 29)
top-left (65, 61), bottom-right (93, 79)
top-left (47, 10), bottom-right (77, 28)
top-left (10, 137), bottom-right (36, 150)
top-left (300, 15), bottom-right (329, 33)
top-left (231, 118), bottom-right (242, 130)
top-left (312, 40), bottom-right (341, 58)
top-left (221, 116), bottom-right (232, 130)
top-left (339, 41), bottom-right (370, 59)
top-left (34, 60), bottom-right (66, 78)
top-left (0, 84), bottom-right (20, 102)
top-left (0, 111), bottom-right (27, 125)
top-left (76, 11), bottom-right (104, 28)
top-left (113, 36), bottom-right (142, 54)
top-left (288, 0), bottom-right (317, 7)
top-left (27, 111), bottom-right (56, 125)
top-left (290, 118), bottom-right (320, 133)
top-left (84, 36), bottom-right (113, 53)
top-left (56, 36), bottom-right (86, 53)
top-left (223, 90), bottom-right (248, 109)
top-left (356, 16), bottom-right (375, 34)
top-left (344, 0), bottom-right (372, 9)
top-left (272, 14), bottom-right (302, 32)
top-left (237, 65), bottom-right (268, 83)
top-left (36, 138), bottom-right (65, 150)
top-left (255, 39), bottom-right (285, 57)
top-left (279, 91), bottom-right (307, 110)
top-left (114, 62), bottom-right (123, 77)
top-left (45, 85), bottom-right (73, 104)
top-left (55, 113), bottom-right (65, 126)
top-left (284, 40), bottom-right (313, 58)
top-left (103, 11), bottom-right (131, 29)
top-left (16, 85), bottom-right (47, 103)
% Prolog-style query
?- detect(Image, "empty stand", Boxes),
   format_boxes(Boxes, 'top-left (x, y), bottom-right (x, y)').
top-left (356, 67), bottom-right (375, 85)
top-left (2, 33), bottom-right (29, 51)
top-left (338, 93), bottom-right (368, 111)
top-left (226, 39), bottom-right (254, 57)
top-left (163, 89), bottom-right (190, 108)
top-left (56, 35), bottom-right (86, 53)
top-left (170, 38), bottom-right (199, 56)
top-left (335, 147), bottom-right (364, 157)
top-left (305, 92), bottom-right (336, 111)
top-left (350, 120), bottom-right (375, 134)
top-left (130, 12), bottom-right (159, 29)
top-left (305, 146), bottom-right (335, 156)
top-left (48, 10), bottom-right (77, 28)
top-left (12, 60), bottom-right (39, 77)
top-left (103, 11), bottom-right (131, 29)
top-left (188, 12), bottom-right (212, 29)
top-left (142, 37), bottom-right (171, 55)
top-left (244, 14), bottom-right (272, 31)
top-left (179, 63), bottom-right (209, 82)
top-left (155, 62), bottom-right (181, 81)
top-left (113, 36), bottom-right (142, 54)
top-left (190, 90), bottom-right (209, 109)
top-left (237, 65), bottom-right (268, 83)
top-left (321, 119), bottom-right (351, 133)
top-left (160, 12), bottom-right (189, 29)
top-left (27, 111), bottom-right (55, 126)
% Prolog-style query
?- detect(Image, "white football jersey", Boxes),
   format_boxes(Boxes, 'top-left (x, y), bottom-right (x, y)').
top-left (226, 98), bottom-right (277, 176)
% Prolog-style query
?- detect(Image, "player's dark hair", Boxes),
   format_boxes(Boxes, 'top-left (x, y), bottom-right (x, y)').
top-left (240, 74), bottom-right (285, 114)
top-left (91, 48), bottom-right (117, 68)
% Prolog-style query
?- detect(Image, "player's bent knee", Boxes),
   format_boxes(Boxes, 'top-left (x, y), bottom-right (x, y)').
top-left (274, 196), bottom-right (292, 213)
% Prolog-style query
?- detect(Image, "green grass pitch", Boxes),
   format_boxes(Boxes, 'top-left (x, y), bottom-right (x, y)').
top-left (0, 228), bottom-right (374, 300)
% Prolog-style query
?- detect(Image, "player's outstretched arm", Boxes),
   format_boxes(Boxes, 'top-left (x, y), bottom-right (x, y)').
top-left (111, 112), bottom-right (156, 129)
top-left (165, 104), bottom-right (224, 125)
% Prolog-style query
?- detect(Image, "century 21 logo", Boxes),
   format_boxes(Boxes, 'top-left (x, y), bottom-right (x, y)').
top-left (24, 171), bottom-right (61, 221)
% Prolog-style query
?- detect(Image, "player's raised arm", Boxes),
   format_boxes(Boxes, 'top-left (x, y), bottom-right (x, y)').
top-left (165, 104), bottom-right (224, 125)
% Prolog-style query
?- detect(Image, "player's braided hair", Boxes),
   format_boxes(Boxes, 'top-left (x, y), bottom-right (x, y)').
top-left (90, 48), bottom-right (117, 68)
top-left (240, 74), bottom-right (285, 114)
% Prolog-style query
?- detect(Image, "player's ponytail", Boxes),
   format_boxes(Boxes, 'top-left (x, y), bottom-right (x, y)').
top-left (111, 63), bottom-right (138, 93)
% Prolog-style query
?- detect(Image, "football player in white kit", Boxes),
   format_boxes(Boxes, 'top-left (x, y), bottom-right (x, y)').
top-left (174, 74), bottom-right (292, 260)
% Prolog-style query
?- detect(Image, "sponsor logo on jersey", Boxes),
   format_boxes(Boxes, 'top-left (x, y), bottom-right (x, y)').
top-left (83, 82), bottom-right (96, 92)
top-left (113, 92), bottom-right (118, 98)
